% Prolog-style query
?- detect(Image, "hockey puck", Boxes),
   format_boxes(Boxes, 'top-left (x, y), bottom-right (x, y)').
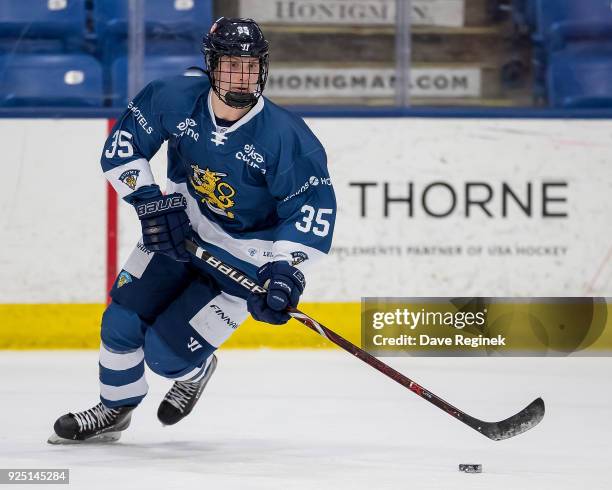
top-left (459, 464), bottom-right (482, 473)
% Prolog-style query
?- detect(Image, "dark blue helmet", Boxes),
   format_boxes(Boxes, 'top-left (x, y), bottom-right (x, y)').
top-left (202, 17), bottom-right (270, 109)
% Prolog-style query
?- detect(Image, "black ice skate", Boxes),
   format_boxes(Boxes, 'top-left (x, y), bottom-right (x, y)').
top-left (47, 402), bottom-right (135, 444)
top-left (157, 354), bottom-right (217, 426)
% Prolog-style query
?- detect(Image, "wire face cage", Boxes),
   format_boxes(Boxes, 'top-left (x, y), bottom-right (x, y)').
top-left (202, 17), bottom-right (270, 109)
top-left (204, 49), bottom-right (269, 109)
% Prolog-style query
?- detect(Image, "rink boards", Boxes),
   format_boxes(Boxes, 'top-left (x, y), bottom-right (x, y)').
top-left (0, 117), bottom-right (611, 349)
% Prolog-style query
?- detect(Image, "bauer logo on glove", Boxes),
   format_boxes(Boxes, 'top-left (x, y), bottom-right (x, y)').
top-left (135, 194), bottom-right (187, 217)
top-left (135, 192), bottom-right (192, 262)
top-left (247, 261), bottom-right (306, 325)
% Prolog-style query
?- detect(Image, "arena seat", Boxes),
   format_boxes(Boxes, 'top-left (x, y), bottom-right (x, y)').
top-left (110, 55), bottom-right (204, 106)
top-left (0, 54), bottom-right (104, 107)
top-left (0, 0), bottom-right (87, 52)
top-left (94, 0), bottom-right (212, 47)
top-left (546, 44), bottom-right (612, 108)
top-left (94, 0), bottom-right (212, 93)
top-left (528, 1), bottom-right (612, 104)
top-left (533, 0), bottom-right (612, 49)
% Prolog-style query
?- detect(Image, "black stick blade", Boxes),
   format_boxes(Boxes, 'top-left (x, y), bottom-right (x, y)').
top-left (473, 397), bottom-right (545, 441)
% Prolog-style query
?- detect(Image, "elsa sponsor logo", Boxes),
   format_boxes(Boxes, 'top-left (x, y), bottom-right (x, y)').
top-left (236, 144), bottom-right (266, 174)
top-left (175, 118), bottom-right (199, 141)
top-left (177, 118), bottom-right (196, 131)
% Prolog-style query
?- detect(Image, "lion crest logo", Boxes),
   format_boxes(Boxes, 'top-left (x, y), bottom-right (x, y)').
top-left (189, 165), bottom-right (236, 218)
top-left (118, 169), bottom-right (140, 190)
top-left (117, 271), bottom-right (133, 288)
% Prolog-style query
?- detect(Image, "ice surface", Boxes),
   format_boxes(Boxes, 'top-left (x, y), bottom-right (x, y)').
top-left (0, 351), bottom-right (610, 489)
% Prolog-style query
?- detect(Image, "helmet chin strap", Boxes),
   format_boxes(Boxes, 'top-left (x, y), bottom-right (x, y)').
top-left (224, 90), bottom-right (257, 109)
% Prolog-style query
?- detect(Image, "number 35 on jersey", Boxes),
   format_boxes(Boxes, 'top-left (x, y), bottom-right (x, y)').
top-left (295, 205), bottom-right (333, 237)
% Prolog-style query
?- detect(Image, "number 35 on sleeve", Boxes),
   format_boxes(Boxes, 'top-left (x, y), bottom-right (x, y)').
top-left (295, 205), bottom-right (333, 236)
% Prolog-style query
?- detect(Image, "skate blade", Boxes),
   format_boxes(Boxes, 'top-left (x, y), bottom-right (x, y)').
top-left (47, 431), bottom-right (122, 445)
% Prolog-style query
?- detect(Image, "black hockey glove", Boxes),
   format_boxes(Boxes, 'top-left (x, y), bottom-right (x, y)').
top-left (134, 193), bottom-right (191, 262)
top-left (247, 261), bottom-right (306, 325)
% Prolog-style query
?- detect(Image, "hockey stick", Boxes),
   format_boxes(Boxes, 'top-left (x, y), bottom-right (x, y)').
top-left (185, 239), bottom-right (545, 441)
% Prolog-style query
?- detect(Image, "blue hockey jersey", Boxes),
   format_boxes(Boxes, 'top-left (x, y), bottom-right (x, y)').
top-left (101, 75), bottom-right (336, 278)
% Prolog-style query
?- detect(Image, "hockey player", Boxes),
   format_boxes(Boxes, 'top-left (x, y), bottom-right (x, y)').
top-left (48, 17), bottom-right (336, 443)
